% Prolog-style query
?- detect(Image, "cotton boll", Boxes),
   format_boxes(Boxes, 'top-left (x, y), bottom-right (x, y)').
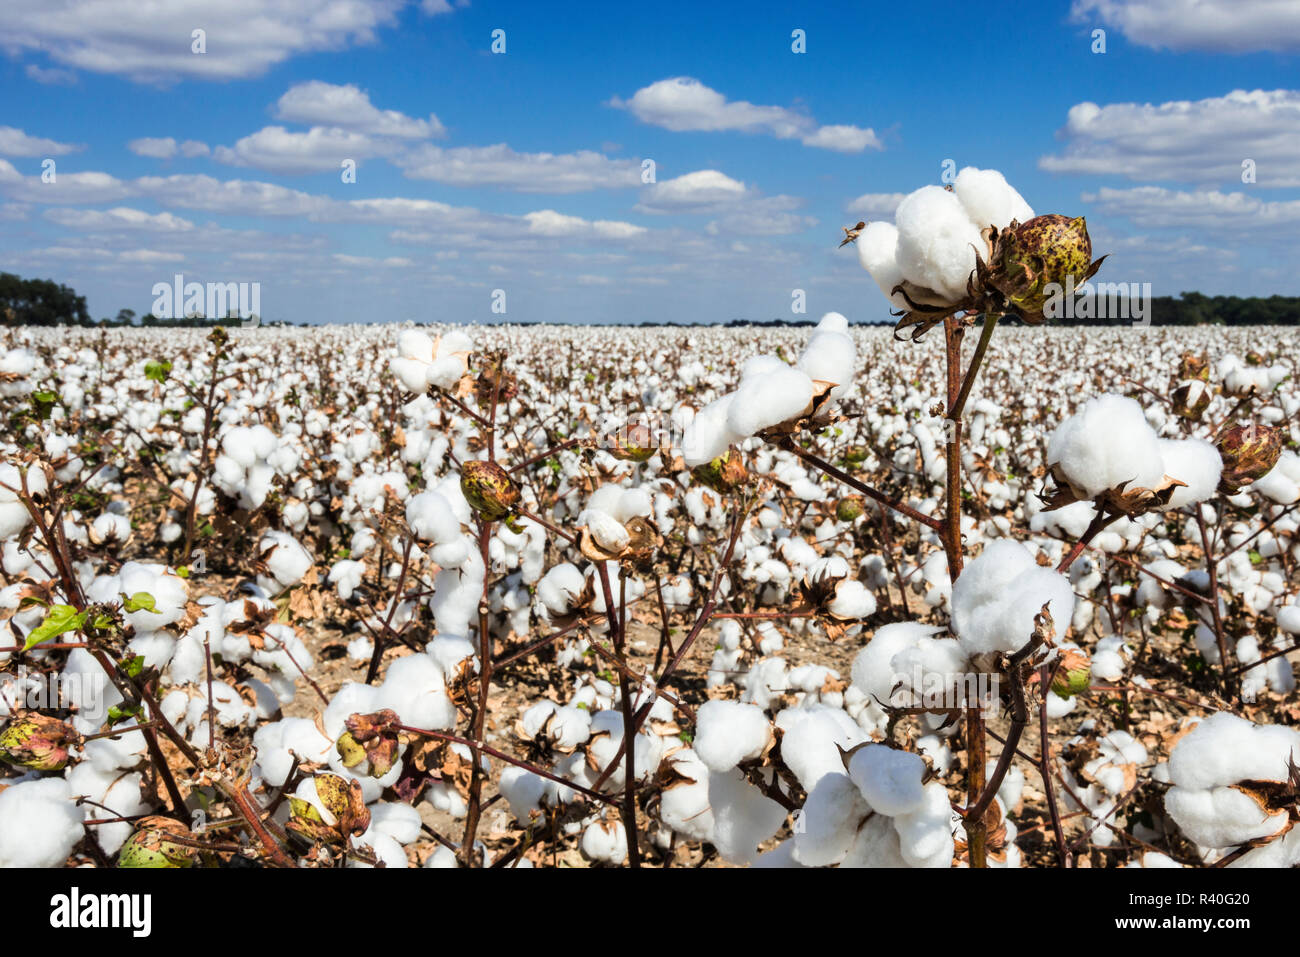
top-left (499, 766), bottom-right (551, 822)
top-left (707, 768), bottom-right (787, 865)
top-left (1159, 438), bottom-right (1222, 508)
top-left (894, 185), bottom-right (986, 301)
top-left (694, 699), bottom-right (772, 771)
top-left (585, 509), bottom-right (630, 555)
top-left (950, 540), bottom-right (1074, 655)
top-left (850, 622), bottom-right (944, 712)
top-left (405, 490), bottom-right (461, 544)
top-left (841, 811), bottom-right (910, 867)
top-left (580, 817), bottom-right (627, 864)
top-left (537, 562), bottom-right (586, 617)
top-left (369, 801), bottom-right (423, 845)
top-left (1165, 786), bottom-right (1288, 849)
top-left (259, 531), bottom-right (313, 588)
top-left (348, 831), bottom-right (409, 868)
top-left (726, 364), bottom-right (814, 439)
top-left (65, 762), bottom-right (149, 855)
top-left (892, 781), bottom-right (956, 868)
top-left (798, 313), bottom-right (858, 400)
top-left (681, 393), bottom-right (740, 467)
top-left (1047, 394), bottom-right (1165, 498)
top-left (1167, 711), bottom-right (1300, 792)
top-left (0, 778), bottom-right (84, 868)
top-left (658, 750), bottom-right (715, 842)
top-left (376, 653), bottom-right (456, 731)
top-left (857, 222), bottom-right (907, 308)
top-left (828, 579), bottom-right (876, 619)
top-left (847, 745), bottom-right (926, 816)
top-left (953, 167), bottom-right (1034, 231)
top-left (792, 772), bottom-right (871, 867)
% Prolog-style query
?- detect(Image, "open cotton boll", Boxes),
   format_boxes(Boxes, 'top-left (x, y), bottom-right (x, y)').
top-left (1158, 438), bottom-right (1222, 508)
top-left (658, 749), bottom-right (715, 841)
top-left (369, 801), bottom-right (423, 845)
top-left (0, 778), bottom-right (84, 868)
top-left (681, 393), bottom-right (740, 467)
top-left (848, 745), bottom-right (926, 816)
top-left (580, 817), bottom-right (628, 864)
top-left (694, 699), bottom-right (772, 771)
top-left (951, 540), bottom-right (1074, 655)
top-left (841, 811), bottom-right (910, 867)
top-left (1165, 786), bottom-right (1289, 850)
top-left (1248, 450), bottom-right (1300, 505)
top-left (585, 509), bottom-right (630, 555)
top-left (376, 653), bottom-right (456, 730)
top-left (850, 622), bottom-right (945, 705)
top-left (707, 768), bottom-right (787, 865)
top-left (775, 705), bottom-right (869, 789)
top-left (793, 772), bottom-right (871, 867)
top-left (952, 167), bottom-right (1034, 231)
top-left (828, 579), bottom-right (876, 619)
top-left (252, 717), bottom-right (333, 787)
top-left (328, 559), bottom-right (366, 600)
top-left (726, 364), bottom-right (814, 439)
top-left (894, 185), bottom-right (986, 301)
top-left (258, 531), bottom-right (313, 589)
top-left (857, 221), bottom-right (907, 308)
top-left (405, 490), bottom-right (462, 544)
top-left (1167, 711), bottom-right (1300, 792)
top-left (798, 313), bottom-right (857, 400)
top-left (892, 781), bottom-right (956, 868)
top-left (65, 763), bottom-right (149, 855)
top-left (1046, 394), bottom-right (1166, 498)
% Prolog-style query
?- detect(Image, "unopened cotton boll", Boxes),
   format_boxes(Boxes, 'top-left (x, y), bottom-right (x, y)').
top-left (693, 699), bottom-right (772, 771)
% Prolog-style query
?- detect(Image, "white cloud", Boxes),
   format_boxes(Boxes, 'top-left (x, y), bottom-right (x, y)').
top-left (214, 126), bottom-right (390, 174)
top-left (1083, 186), bottom-right (1300, 231)
top-left (611, 77), bottom-right (882, 152)
top-left (846, 192), bottom-right (905, 217)
top-left (129, 137), bottom-right (178, 159)
top-left (0, 0), bottom-right (407, 82)
top-left (180, 140), bottom-right (210, 158)
top-left (636, 170), bottom-right (748, 212)
top-left (635, 169), bottom-right (814, 236)
top-left (0, 160), bottom-right (130, 204)
top-left (118, 248), bottom-right (185, 263)
top-left (1072, 0), bottom-right (1300, 53)
top-left (397, 143), bottom-right (641, 192)
top-left (1041, 90), bottom-right (1300, 187)
top-left (275, 81), bottom-right (444, 138)
top-left (523, 209), bottom-right (646, 240)
top-left (0, 126), bottom-right (82, 157)
top-left (44, 206), bottom-right (195, 231)
top-left (25, 64), bottom-right (76, 85)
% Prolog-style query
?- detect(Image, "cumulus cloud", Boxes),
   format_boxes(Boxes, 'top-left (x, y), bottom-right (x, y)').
top-left (397, 143), bottom-right (642, 192)
top-left (1041, 90), bottom-right (1300, 187)
top-left (0, 126), bottom-right (82, 157)
top-left (523, 209), bottom-right (646, 240)
top-left (611, 77), bottom-right (882, 152)
top-left (1083, 186), bottom-right (1300, 231)
top-left (1072, 0), bottom-right (1300, 53)
top-left (25, 64), bottom-right (77, 85)
top-left (846, 192), bottom-right (905, 218)
top-left (275, 81), bottom-right (444, 138)
top-left (214, 126), bottom-right (391, 174)
top-left (635, 169), bottom-right (814, 236)
top-left (0, 0), bottom-right (407, 82)
top-left (44, 206), bottom-right (195, 231)
top-left (128, 137), bottom-right (178, 159)
top-left (636, 170), bottom-right (748, 212)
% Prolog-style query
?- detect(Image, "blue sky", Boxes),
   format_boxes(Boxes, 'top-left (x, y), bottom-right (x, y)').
top-left (1, 0), bottom-right (1297, 325)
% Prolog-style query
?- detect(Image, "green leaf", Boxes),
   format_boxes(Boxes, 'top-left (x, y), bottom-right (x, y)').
top-left (144, 359), bottom-right (172, 384)
top-left (107, 704), bottom-right (143, 727)
top-left (123, 655), bottom-right (146, 678)
top-left (122, 591), bottom-right (158, 614)
top-left (24, 604), bottom-right (88, 650)
top-left (30, 390), bottom-right (58, 420)
top-left (175, 565), bottom-right (190, 579)
top-left (1248, 550), bottom-right (1263, 566)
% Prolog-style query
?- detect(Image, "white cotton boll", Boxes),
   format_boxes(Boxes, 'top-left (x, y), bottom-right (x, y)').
top-left (536, 562), bottom-right (586, 617)
top-left (65, 763), bottom-right (148, 856)
top-left (659, 750), bottom-right (715, 841)
top-left (91, 511), bottom-right (131, 544)
top-left (774, 705), bottom-right (867, 790)
top-left (586, 509), bottom-right (630, 555)
top-left (893, 781), bottom-right (956, 868)
top-left (259, 531), bottom-right (313, 588)
top-left (1046, 394), bottom-right (1166, 498)
top-left (1248, 450), bottom-right (1300, 504)
top-left (727, 365), bottom-right (814, 439)
top-left (329, 559), bottom-right (366, 600)
top-left (0, 778), bottom-right (84, 868)
top-left (848, 745), bottom-right (926, 816)
top-left (253, 718), bottom-right (333, 787)
top-left (499, 766), bottom-right (552, 822)
top-left (580, 818), bottom-right (627, 864)
top-left (828, 579), bottom-right (876, 619)
top-left (405, 490), bottom-right (461, 544)
top-left (694, 700), bottom-right (771, 771)
top-left (369, 801), bottom-right (423, 845)
top-left (377, 653), bottom-right (455, 731)
top-left (1165, 786), bottom-right (1288, 849)
top-left (850, 622), bottom-right (944, 705)
top-left (951, 540), bottom-right (1074, 655)
top-left (857, 221), bottom-right (907, 308)
top-left (1159, 438), bottom-right (1222, 508)
top-left (798, 313), bottom-right (857, 399)
top-left (793, 772), bottom-right (871, 867)
top-left (952, 167), bottom-right (1034, 231)
top-left (707, 769), bottom-right (787, 865)
top-left (1167, 711), bottom-right (1300, 792)
top-left (894, 185), bottom-right (985, 301)
top-left (681, 393), bottom-right (740, 467)
top-left (841, 812), bottom-right (910, 867)
top-left (349, 831), bottom-right (408, 869)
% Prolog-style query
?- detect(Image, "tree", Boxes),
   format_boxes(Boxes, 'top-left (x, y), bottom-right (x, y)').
top-left (0, 272), bottom-right (91, 326)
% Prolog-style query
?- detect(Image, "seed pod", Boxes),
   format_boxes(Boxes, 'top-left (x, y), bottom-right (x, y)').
top-left (690, 447), bottom-right (749, 494)
top-left (1217, 424), bottom-right (1284, 493)
top-left (117, 817), bottom-right (198, 868)
top-left (459, 460), bottom-right (520, 521)
top-left (1171, 380), bottom-right (1211, 420)
top-left (992, 215), bottom-right (1097, 321)
top-left (609, 422), bottom-right (656, 463)
top-left (1050, 648), bottom-right (1092, 699)
top-left (835, 496), bottom-right (867, 523)
top-left (0, 711), bottom-right (78, 771)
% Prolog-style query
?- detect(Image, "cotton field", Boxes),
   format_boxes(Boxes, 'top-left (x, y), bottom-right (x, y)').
top-left (2, 309), bottom-right (1296, 870)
